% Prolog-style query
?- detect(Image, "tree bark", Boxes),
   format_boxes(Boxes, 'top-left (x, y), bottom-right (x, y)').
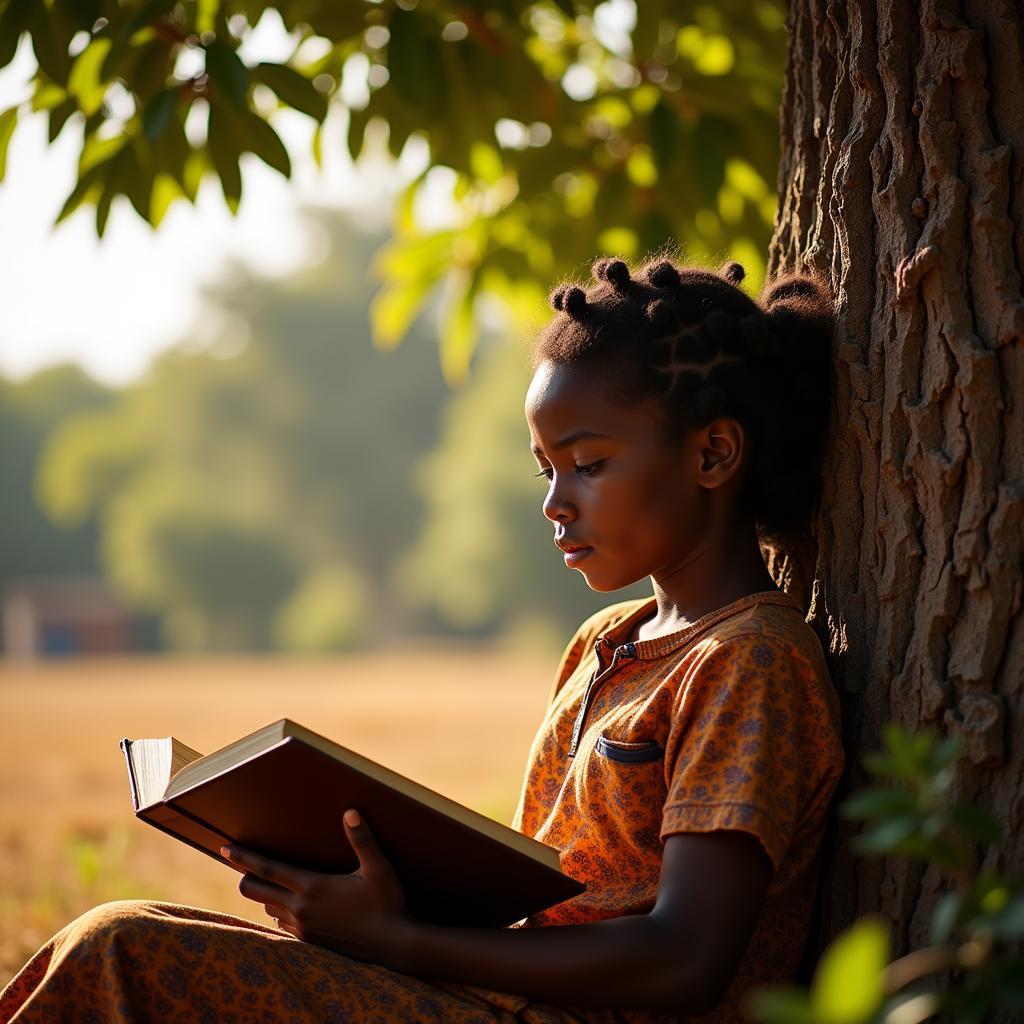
top-left (768, 0), bottom-right (1024, 975)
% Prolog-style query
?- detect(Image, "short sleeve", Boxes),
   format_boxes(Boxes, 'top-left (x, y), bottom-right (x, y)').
top-left (660, 633), bottom-right (818, 873)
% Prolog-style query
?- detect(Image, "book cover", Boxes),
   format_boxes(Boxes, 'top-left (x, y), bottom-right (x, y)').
top-left (121, 720), bottom-right (584, 928)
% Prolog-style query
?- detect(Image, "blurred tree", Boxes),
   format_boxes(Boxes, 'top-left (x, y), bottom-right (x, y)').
top-left (32, 212), bottom-right (645, 649)
top-left (0, 365), bottom-right (114, 645)
top-left (0, 0), bottom-right (785, 378)
top-left (38, 213), bottom-right (452, 649)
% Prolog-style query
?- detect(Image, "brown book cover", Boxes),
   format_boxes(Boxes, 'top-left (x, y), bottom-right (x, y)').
top-left (120, 718), bottom-right (584, 928)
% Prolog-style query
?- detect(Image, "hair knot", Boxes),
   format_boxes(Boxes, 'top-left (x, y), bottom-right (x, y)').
top-left (592, 257), bottom-right (631, 292)
top-left (720, 261), bottom-right (746, 285)
top-left (563, 286), bottom-right (588, 319)
top-left (646, 261), bottom-right (680, 289)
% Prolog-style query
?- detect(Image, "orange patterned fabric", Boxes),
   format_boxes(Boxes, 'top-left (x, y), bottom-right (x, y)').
top-left (0, 590), bottom-right (842, 1024)
top-left (511, 590), bottom-right (845, 1023)
top-left (0, 900), bottom-right (595, 1023)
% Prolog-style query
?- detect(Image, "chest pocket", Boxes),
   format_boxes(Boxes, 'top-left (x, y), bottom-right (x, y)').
top-left (580, 729), bottom-right (667, 854)
top-left (595, 734), bottom-right (665, 763)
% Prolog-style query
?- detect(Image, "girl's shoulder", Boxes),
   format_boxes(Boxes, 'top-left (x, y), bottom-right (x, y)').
top-left (694, 595), bottom-right (829, 677)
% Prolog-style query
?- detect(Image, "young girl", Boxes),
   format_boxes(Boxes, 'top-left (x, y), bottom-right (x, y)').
top-left (0, 257), bottom-right (844, 1023)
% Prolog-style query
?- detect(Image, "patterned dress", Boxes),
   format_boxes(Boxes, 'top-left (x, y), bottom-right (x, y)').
top-left (0, 590), bottom-right (843, 1024)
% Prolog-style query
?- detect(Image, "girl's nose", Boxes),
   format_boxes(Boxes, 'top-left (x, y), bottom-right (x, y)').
top-left (542, 481), bottom-right (576, 524)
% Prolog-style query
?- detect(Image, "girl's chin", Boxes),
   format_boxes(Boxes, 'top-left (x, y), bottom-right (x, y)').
top-left (575, 566), bottom-right (637, 594)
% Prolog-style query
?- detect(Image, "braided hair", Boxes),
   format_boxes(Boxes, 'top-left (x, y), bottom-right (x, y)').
top-left (532, 256), bottom-right (835, 548)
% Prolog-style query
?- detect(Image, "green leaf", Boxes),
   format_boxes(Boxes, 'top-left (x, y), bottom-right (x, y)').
top-left (196, 0), bottom-right (220, 36)
top-left (205, 38), bottom-right (249, 107)
top-left (0, 108), bottom-right (17, 182)
top-left (925, 736), bottom-right (963, 773)
top-left (744, 985), bottom-right (815, 1024)
top-left (182, 147), bottom-right (207, 201)
top-left (207, 101), bottom-right (242, 208)
top-left (851, 814), bottom-right (921, 855)
top-left (987, 896), bottom-right (1024, 940)
top-left (112, 143), bottom-right (151, 221)
top-left (930, 890), bottom-right (963, 945)
top-left (142, 88), bottom-right (178, 140)
top-left (311, 120), bottom-right (323, 168)
top-left (56, 162), bottom-right (105, 224)
top-left (810, 917), bottom-right (889, 1024)
top-left (841, 787), bottom-right (918, 821)
top-left (29, 0), bottom-right (73, 82)
top-left (95, 176), bottom-right (115, 236)
top-left (80, 131), bottom-right (127, 174)
top-left (149, 171), bottom-right (182, 227)
top-left (862, 752), bottom-right (901, 778)
top-left (370, 276), bottom-right (438, 350)
top-left (239, 110), bottom-right (290, 176)
top-left (251, 62), bottom-right (328, 121)
top-left (470, 141), bottom-right (503, 184)
top-left (48, 97), bottom-right (77, 143)
top-left (68, 37), bottom-right (112, 116)
top-left (0, 0), bottom-right (32, 71)
top-left (31, 80), bottom-right (67, 112)
top-left (440, 271), bottom-right (479, 385)
top-left (950, 804), bottom-right (1003, 844)
top-left (346, 105), bottom-right (372, 161)
top-left (125, 37), bottom-right (171, 101)
top-left (386, 9), bottom-right (447, 118)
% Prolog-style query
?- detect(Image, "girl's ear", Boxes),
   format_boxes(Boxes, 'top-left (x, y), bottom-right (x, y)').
top-left (696, 417), bottom-right (746, 489)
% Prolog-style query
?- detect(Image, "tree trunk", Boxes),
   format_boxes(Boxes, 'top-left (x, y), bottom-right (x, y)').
top-left (768, 0), bottom-right (1024, 975)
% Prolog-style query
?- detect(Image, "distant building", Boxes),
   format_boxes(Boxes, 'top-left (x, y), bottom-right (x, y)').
top-left (2, 576), bottom-right (156, 658)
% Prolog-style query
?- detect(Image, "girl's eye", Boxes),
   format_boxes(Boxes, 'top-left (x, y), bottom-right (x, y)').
top-left (532, 461), bottom-right (604, 481)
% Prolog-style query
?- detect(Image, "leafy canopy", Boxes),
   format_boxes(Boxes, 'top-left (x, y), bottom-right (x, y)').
top-left (0, 0), bottom-right (786, 379)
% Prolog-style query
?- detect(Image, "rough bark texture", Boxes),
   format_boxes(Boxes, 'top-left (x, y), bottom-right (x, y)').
top-left (768, 0), bottom-right (1024, 979)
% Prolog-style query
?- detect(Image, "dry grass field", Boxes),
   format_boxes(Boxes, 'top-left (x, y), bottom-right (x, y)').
top-left (0, 648), bottom-right (554, 987)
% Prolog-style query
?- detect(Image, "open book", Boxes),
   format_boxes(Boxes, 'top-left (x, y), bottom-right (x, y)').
top-left (120, 718), bottom-right (584, 928)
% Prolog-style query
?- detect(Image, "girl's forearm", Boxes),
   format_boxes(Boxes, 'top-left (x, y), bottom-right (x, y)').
top-left (392, 912), bottom-right (713, 1015)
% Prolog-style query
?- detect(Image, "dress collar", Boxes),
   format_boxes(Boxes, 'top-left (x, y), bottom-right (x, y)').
top-left (597, 590), bottom-right (804, 660)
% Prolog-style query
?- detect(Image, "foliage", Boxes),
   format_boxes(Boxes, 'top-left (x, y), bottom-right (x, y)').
top-left (749, 724), bottom-right (1024, 1024)
top-left (0, 0), bottom-right (786, 378)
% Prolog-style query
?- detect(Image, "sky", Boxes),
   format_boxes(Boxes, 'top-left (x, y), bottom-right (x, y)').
top-left (0, 13), bottom-right (427, 385)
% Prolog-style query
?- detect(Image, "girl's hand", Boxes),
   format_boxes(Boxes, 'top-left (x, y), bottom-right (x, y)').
top-left (220, 809), bottom-right (414, 966)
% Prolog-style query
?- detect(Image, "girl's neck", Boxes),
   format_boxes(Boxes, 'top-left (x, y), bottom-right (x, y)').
top-left (631, 522), bottom-right (779, 643)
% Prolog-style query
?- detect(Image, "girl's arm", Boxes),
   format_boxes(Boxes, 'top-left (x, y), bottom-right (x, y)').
top-left (224, 817), bottom-right (772, 1016)
top-left (394, 829), bottom-right (771, 1014)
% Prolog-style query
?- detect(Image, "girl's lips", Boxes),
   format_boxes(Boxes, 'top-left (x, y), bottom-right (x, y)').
top-left (563, 547), bottom-right (593, 566)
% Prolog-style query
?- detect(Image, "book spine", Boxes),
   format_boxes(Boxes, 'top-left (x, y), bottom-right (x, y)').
top-left (138, 802), bottom-right (235, 868)
top-left (119, 738), bottom-right (141, 812)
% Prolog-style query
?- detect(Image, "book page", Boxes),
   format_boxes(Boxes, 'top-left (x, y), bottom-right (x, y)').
top-left (170, 738), bottom-right (204, 778)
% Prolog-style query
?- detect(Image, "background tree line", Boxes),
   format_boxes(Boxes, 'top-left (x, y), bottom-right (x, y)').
top-left (1, 211), bottom-right (651, 652)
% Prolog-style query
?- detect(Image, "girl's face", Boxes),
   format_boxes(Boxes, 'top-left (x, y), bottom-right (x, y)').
top-left (525, 359), bottom-right (717, 592)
